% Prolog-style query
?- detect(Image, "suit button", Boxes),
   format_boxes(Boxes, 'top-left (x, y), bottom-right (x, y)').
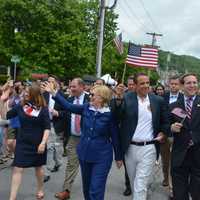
top-left (90, 128), bottom-right (93, 131)
top-left (88, 137), bottom-right (90, 140)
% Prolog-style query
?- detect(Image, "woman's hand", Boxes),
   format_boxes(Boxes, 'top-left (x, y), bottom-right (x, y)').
top-left (116, 160), bottom-right (123, 169)
top-left (37, 143), bottom-right (46, 154)
top-left (41, 81), bottom-right (57, 96)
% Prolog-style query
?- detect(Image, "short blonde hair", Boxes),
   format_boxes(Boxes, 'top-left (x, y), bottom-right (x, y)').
top-left (91, 85), bottom-right (112, 107)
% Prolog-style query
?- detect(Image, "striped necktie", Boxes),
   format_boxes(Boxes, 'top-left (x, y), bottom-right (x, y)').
top-left (186, 97), bottom-right (193, 120)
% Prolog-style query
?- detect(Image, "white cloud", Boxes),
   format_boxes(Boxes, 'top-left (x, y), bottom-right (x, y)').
top-left (114, 0), bottom-right (200, 58)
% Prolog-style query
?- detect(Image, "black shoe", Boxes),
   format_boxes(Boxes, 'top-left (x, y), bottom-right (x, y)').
top-left (123, 188), bottom-right (132, 196)
top-left (51, 164), bottom-right (61, 172)
top-left (43, 175), bottom-right (50, 183)
top-left (62, 149), bottom-right (67, 157)
top-left (169, 193), bottom-right (174, 200)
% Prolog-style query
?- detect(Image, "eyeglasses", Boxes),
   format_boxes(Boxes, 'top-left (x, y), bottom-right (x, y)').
top-left (89, 93), bottom-right (94, 97)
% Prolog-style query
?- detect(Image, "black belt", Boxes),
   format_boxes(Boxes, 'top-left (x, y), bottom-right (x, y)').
top-left (130, 140), bottom-right (156, 146)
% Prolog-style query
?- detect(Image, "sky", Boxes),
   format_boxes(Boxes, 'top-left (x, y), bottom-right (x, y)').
top-left (113, 0), bottom-right (200, 58)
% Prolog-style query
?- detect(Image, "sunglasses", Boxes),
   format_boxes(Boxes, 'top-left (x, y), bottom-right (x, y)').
top-left (89, 93), bottom-right (94, 97)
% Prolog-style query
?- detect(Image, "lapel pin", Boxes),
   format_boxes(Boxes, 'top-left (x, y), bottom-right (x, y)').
top-left (197, 104), bottom-right (200, 107)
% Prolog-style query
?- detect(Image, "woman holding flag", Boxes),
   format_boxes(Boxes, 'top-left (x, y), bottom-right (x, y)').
top-left (7, 83), bottom-right (50, 200)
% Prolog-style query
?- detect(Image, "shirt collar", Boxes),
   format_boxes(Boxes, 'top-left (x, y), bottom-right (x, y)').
top-left (170, 92), bottom-right (179, 98)
top-left (137, 94), bottom-right (149, 103)
top-left (89, 105), bottom-right (110, 113)
top-left (184, 95), bottom-right (196, 102)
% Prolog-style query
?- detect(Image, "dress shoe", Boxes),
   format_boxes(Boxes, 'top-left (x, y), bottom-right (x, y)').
top-left (51, 164), bottom-right (61, 172)
top-left (162, 179), bottom-right (169, 187)
top-left (43, 175), bottom-right (50, 183)
top-left (123, 188), bottom-right (132, 196)
top-left (169, 192), bottom-right (174, 200)
top-left (55, 190), bottom-right (70, 200)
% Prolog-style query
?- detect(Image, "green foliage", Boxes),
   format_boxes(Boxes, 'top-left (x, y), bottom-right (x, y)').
top-left (159, 50), bottom-right (200, 78)
top-left (0, 0), bottom-right (120, 80)
top-left (0, 0), bottom-right (199, 83)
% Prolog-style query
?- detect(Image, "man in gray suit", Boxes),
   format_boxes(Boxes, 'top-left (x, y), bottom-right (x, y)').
top-left (113, 73), bottom-right (169, 200)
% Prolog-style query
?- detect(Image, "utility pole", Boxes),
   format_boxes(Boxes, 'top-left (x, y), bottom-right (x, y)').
top-left (96, 0), bottom-right (117, 77)
top-left (146, 32), bottom-right (162, 47)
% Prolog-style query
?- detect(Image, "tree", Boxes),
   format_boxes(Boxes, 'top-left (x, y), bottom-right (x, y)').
top-left (0, 0), bottom-right (120, 80)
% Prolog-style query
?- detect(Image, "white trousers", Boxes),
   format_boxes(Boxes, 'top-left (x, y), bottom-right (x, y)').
top-left (125, 144), bottom-right (156, 200)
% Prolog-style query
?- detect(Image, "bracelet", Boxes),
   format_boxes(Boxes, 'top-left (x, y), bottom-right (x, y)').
top-left (41, 141), bottom-right (46, 145)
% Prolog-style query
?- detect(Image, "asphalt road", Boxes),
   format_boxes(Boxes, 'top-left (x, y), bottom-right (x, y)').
top-left (0, 156), bottom-right (170, 200)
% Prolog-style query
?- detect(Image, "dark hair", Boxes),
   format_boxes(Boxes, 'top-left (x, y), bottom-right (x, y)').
top-left (133, 73), bottom-right (148, 84)
top-left (180, 73), bottom-right (198, 84)
top-left (48, 74), bottom-right (59, 81)
top-left (155, 84), bottom-right (165, 91)
top-left (168, 75), bottom-right (180, 82)
top-left (73, 78), bottom-right (85, 86)
top-left (127, 75), bottom-right (135, 82)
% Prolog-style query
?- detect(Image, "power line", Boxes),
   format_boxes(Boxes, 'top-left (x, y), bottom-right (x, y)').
top-left (137, 0), bottom-right (169, 50)
top-left (121, 0), bottom-right (154, 33)
top-left (138, 0), bottom-right (160, 32)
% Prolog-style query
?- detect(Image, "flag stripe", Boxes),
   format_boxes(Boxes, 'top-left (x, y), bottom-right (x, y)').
top-left (126, 60), bottom-right (158, 68)
top-left (125, 43), bottom-right (158, 69)
top-left (126, 58), bottom-right (157, 65)
top-left (127, 55), bottom-right (158, 62)
top-left (113, 33), bottom-right (124, 55)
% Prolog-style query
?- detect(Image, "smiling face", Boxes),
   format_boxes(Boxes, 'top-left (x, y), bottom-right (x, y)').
top-left (182, 75), bottom-right (198, 97)
top-left (89, 91), bottom-right (104, 108)
top-left (156, 86), bottom-right (165, 96)
top-left (89, 85), bottom-right (112, 108)
top-left (135, 75), bottom-right (150, 98)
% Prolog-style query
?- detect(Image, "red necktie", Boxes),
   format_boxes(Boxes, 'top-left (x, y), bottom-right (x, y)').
top-left (75, 98), bottom-right (81, 134)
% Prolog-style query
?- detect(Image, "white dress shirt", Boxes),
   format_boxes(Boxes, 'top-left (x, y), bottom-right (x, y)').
top-left (71, 93), bottom-right (85, 136)
top-left (132, 95), bottom-right (154, 142)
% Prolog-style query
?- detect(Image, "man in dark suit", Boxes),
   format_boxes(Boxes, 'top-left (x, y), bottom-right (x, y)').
top-left (55, 78), bottom-right (89, 200)
top-left (170, 73), bottom-right (200, 200)
top-left (113, 73), bottom-right (169, 200)
top-left (160, 76), bottom-right (183, 191)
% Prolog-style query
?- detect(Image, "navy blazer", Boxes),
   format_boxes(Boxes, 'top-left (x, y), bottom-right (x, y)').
top-left (112, 92), bottom-right (170, 156)
top-left (170, 95), bottom-right (200, 167)
top-left (43, 91), bottom-right (68, 134)
top-left (53, 92), bottom-right (122, 162)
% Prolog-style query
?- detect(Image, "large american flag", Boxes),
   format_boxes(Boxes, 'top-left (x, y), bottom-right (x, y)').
top-left (125, 43), bottom-right (158, 69)
top-left (113, 33), bottom-right (124, 55)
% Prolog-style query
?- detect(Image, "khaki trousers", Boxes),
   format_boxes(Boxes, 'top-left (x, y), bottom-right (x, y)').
top-left (160, 137), bottom-right (173, 189)
top-left (63, 135), bottom-right (80, 191)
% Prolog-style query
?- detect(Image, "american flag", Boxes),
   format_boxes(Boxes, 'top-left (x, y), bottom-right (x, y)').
top-left (125, 43), bottom-right (158, 69)
top-left (113, 33), bottom-right (124, 55)
top-left (171, 107), bottom-right (187, 124)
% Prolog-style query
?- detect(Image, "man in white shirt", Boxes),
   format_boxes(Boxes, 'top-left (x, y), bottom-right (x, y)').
top-left (113, 73), bottom-right (169, 200)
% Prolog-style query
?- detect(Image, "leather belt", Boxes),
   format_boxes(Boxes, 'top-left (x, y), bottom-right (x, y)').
top-left (130, 140), bottom-right (156, 146)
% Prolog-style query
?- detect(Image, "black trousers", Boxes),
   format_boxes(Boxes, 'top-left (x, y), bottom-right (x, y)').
top-left (171, 145), bottom-right (200, 200)
top-left (123, 159), bottom-right (131, 190)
